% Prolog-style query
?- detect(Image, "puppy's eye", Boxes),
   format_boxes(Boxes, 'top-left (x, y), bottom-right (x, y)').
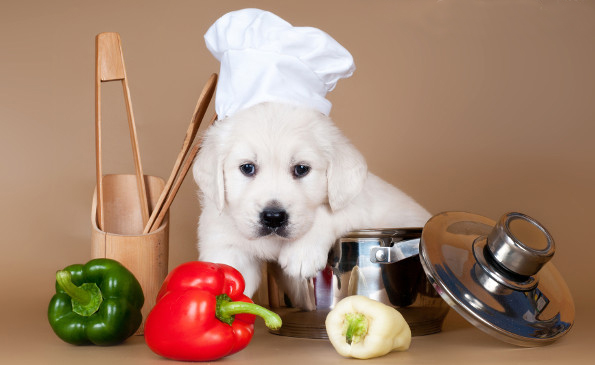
top-left (293, 164), bottom-right (310, 178)
top-left (240, 163), bottom-right (256, 177)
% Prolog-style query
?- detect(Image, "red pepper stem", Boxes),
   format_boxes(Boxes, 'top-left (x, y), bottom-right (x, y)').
top-left (217, 295), bottom-right (282, 330)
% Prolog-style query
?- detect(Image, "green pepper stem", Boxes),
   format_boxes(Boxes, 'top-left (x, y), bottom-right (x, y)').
top-left (217, 294), bottom-right (282, 330)
top-left (55, 270), bottom-right (103, 316)
top-left (56, 271), bottom-right (91, 305)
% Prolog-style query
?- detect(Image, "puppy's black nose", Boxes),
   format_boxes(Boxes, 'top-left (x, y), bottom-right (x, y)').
top-left (260, 208), bottom-right (288, 229)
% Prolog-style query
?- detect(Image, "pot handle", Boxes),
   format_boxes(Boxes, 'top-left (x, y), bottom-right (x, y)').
top-left (369, 238), bottom-right (420, 264)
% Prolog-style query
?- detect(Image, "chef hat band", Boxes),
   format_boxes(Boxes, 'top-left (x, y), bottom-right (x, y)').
top-left (205, 8), bottom-right (355, 118)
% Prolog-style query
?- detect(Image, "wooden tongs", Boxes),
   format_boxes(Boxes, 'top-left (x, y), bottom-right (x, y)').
top-left (95, 32), bottom-right (149, 231)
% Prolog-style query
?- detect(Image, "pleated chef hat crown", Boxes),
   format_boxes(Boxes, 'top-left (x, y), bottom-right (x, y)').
top-left (205, 8), bottom-right (355, 119)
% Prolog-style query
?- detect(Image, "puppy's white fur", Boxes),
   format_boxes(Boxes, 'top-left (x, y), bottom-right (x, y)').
top-left (193, 103), bottom-right (430, 308)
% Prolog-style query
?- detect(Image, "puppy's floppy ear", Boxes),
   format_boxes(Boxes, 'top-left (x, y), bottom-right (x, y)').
top-left (193, 127), bottom-right (225, 212)
top-left (326, 138), bottom-right (368, 212)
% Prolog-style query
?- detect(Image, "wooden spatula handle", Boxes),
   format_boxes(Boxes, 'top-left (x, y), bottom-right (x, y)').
top-left (143, 74), bottom-right (218, 234)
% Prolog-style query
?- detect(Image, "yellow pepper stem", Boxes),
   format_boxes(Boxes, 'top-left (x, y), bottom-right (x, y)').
top-left (343, 313), bottom-right (369, 345)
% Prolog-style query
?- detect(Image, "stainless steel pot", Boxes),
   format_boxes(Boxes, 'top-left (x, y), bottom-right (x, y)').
top-left (319, 228), bottom-right (450, 334)
top-left (274, 228), bottom-right (450, 338)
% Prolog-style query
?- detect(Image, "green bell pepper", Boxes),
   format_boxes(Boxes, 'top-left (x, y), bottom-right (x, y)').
top-left (48, 258), bottom-right (144, 345)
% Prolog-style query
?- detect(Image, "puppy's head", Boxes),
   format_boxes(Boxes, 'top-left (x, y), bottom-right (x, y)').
top-left (193, 103), bottom-right (367, 240)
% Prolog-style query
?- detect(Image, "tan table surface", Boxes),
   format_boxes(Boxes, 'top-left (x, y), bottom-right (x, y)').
top-left (2, 299), bottom-right (592, 364)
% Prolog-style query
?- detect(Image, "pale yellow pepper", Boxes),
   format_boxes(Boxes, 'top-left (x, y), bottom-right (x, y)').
top-left (325, 295), bottom-right (411, 359)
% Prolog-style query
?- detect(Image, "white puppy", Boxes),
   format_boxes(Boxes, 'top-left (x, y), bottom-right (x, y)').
top-left (193, 102), bottom-right (430, 307)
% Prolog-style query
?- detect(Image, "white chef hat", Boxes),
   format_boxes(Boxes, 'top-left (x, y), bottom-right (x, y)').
top-left (204, 8), bottom-right (355, 119)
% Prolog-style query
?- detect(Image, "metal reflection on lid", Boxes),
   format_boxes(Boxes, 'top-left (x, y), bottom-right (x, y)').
top-left (419, 211), bottom-right (574, 346)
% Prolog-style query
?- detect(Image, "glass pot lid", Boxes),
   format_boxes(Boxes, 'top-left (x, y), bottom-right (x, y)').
top-left (419, 211), bottom-right (574, 346)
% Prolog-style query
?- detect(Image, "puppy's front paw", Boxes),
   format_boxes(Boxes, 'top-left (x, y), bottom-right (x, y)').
top-left (278, 245), bottom-right (328, 280)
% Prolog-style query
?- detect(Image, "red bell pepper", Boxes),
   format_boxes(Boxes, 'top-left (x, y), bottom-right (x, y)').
top-left (144, 261), bottom-right (282, 361)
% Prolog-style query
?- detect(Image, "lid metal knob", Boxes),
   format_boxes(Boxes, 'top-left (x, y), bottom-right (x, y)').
top-left (486, 212), bottom-right (555, 277)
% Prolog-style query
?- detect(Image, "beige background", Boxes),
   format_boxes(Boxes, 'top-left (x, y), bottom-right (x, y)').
top-left (1, 0), bottom-right (594, 363)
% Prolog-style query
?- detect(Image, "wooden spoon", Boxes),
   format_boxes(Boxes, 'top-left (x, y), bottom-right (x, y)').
top-left (147, 144), bottom-right (199, 233)
top-left (143, 74), bottom-right (218, 233)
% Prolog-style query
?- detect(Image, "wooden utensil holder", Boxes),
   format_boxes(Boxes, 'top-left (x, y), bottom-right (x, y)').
top-left (91, 174), bottom-right (169, 335)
